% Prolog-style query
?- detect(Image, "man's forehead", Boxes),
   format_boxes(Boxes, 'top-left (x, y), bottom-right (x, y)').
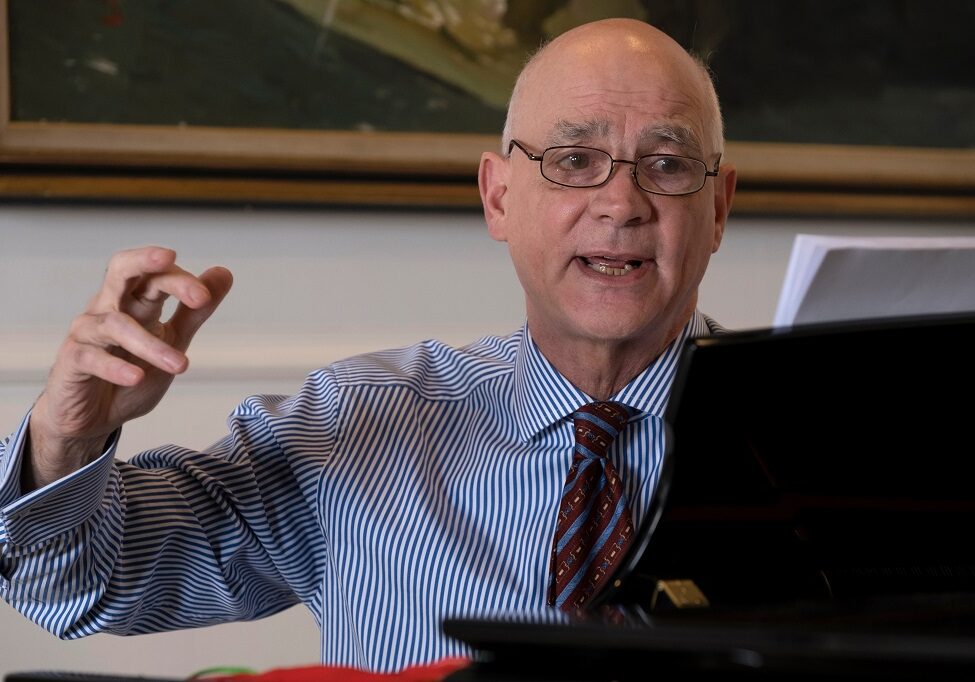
top-left (546, 119), bottom-right (611, 144)
top-left (543, 118), bottom-right (704, 156)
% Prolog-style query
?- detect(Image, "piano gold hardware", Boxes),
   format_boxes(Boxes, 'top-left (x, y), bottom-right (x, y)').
top-left (652, 579), bottom-right (710, 609)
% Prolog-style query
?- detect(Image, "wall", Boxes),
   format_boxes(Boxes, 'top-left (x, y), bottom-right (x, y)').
top-left (2, 204), bottom-right (974, 676)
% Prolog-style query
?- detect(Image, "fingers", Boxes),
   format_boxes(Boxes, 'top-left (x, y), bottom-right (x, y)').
top-left (95, 246), bottom-right (176, 306)
top-left (65, 248), bottom-right (235, 383)
top-left (34, 248), bottom-right (233, 469)
top-left (167, 266), bottom-right (234, 351)
top-left (65, 310), bottom-right (189, 382)
top-left (91, 246), bottom-right (213, 319)
top-left (58, 338), bottom-right (146, 387)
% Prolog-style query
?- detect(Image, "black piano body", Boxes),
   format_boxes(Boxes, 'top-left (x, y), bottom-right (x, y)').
top-left (445, 313), bottom-right (975, 680)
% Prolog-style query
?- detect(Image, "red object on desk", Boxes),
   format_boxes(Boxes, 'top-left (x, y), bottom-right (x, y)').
top-left (207, 658), bottom-right (469, 682)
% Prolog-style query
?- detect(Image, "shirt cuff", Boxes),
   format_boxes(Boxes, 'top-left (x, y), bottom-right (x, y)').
top-left (0, 410), bottom-right (32, 509)
top-left (0, 412), bottom-right (120, 547)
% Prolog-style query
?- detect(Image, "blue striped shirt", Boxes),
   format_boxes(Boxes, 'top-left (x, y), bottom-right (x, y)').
top-left (0, 312), bottom-right (716, 672)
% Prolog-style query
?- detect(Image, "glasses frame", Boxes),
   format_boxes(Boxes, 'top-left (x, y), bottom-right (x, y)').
top-left (508, 139), bottom-right (720, 197)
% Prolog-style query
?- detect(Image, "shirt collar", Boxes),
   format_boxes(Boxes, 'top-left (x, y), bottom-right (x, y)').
top-left (511, 310), bottom-right (714, 443)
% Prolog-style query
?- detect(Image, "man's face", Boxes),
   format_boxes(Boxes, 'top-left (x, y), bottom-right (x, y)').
top-left (481, 32), bottom-right (734, 355)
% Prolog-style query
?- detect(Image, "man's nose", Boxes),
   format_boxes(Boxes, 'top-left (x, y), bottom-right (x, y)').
top-left (590, 160), bottom-right (653, 227)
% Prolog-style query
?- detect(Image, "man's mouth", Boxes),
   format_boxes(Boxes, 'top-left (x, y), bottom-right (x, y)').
top-left (581, 256), bottom-right (644, 276)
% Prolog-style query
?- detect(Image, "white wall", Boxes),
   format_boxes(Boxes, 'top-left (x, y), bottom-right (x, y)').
top-left (2, 204), bottom-right (974, 676)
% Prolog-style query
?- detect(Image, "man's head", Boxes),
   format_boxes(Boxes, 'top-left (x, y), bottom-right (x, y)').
top-left (501, 24), bottom-right (725, 164)
top-left (479, 18), bottom-right (736, 373)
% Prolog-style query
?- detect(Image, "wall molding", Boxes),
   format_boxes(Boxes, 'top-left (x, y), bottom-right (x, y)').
top-left (0, 328), bottom-right (496, 383)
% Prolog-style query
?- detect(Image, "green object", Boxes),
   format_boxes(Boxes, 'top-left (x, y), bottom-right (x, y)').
top-left (188, 667), bottom-right (258, 679)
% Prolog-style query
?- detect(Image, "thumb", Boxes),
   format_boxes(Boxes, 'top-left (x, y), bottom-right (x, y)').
top-left (168, 266), bottom-right (234, 351)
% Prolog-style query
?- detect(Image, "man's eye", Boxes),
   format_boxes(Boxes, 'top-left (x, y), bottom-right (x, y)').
top-left (555, 151), bottom-right (593, 170)
top-left (649, 156), bottom-right (689, 175)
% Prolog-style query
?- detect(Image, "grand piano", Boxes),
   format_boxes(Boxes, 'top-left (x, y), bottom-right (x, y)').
top-left (444, 313), bottom-right (975, 680)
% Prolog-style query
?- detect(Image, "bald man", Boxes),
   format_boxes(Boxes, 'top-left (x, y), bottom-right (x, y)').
top-left (0, 19), bottom-right (735, 673)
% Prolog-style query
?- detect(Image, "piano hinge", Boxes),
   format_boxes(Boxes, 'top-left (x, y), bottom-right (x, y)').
top-left (651, 579), bottom-right (710, 609)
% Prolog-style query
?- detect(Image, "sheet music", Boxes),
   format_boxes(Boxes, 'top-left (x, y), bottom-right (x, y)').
top-left (773, 234), bottom-right (975, 327)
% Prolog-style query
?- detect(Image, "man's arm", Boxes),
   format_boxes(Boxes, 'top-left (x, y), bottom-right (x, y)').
top-left (0, 375), bottom-right (335, 638)
top-left (0, 251), bottom-right (339, 636)
top-left (24, 246), bottom-right (233, 491)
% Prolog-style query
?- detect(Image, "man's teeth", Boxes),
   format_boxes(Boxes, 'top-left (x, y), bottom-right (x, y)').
top-left (585, 259), bottom-right (641, 276)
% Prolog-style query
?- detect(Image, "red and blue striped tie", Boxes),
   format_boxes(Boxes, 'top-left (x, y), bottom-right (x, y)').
top-left (548, 401), bottom-right (636, 611)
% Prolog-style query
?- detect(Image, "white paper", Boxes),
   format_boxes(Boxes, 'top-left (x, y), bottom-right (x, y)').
top-left (773, 235), bottom-right (975, 327)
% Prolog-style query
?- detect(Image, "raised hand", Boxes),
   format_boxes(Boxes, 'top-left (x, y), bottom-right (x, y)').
top-left (25, 246), bottom-right (234, 490)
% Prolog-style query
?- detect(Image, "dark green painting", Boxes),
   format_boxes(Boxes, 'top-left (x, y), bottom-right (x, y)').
top-left (8, 0), bottom-right (975, 148)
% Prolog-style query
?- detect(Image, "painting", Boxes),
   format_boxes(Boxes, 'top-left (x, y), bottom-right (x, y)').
top-left (2, 0), bottom-right (974, 215)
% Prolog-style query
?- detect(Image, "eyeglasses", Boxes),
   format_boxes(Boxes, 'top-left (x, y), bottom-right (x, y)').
top-left (508, 140), bottom-right (719, 196)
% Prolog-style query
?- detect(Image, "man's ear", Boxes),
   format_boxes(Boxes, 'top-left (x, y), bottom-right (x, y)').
top-left (710, 163), bottom-right (737, 253)
top-left (478, 151), bottom-right (510, 242)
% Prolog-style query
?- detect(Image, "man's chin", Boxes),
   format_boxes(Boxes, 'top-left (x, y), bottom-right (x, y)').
top-left (563, 316), bottom-right (665, 349)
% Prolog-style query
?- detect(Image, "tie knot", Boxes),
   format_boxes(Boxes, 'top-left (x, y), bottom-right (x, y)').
top-left (572, 401), bottom-right (633, 459)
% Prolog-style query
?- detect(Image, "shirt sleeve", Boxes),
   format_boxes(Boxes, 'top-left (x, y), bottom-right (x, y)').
top-left (0, 367), bottom-right (340, 639)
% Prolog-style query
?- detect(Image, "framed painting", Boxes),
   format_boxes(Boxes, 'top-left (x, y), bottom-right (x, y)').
top-left (1, 0), bottom-right (974, 216)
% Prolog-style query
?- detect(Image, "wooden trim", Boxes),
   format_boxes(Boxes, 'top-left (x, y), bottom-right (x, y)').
top-left (725, 142), bottom-right (975, 191)
top-left (1, 122), bottom-right (973, 189)
top-left (0, 0), bottom-right (8, 130)
top-left (0, 121), bottom-right (497, 175)
top-left (0, 172), bottom-right (483, 207)
top-left (731, 190), bottom-right (975, 218)
top-left (3, 171), bottom-right (974, 217)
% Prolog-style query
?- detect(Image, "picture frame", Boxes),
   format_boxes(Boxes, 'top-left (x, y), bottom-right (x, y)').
top-left (2, 0), bottom-right (973, 217)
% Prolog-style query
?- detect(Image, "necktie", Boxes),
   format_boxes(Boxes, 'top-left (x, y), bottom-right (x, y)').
top-left (548, 401), bottom-right (636, 611)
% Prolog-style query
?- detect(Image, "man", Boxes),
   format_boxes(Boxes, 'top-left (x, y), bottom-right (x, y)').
top-left (0, 18), bottom-right (735, 673)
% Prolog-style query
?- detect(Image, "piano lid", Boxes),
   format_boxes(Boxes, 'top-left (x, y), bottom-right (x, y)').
top-left (599, 312), bottom-right (975, 614)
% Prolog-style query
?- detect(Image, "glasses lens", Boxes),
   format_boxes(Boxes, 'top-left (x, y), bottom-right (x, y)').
top-left (541, 147), bottom-right (612, 187)
top-left (636, 155), bottom-right (705, 195)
